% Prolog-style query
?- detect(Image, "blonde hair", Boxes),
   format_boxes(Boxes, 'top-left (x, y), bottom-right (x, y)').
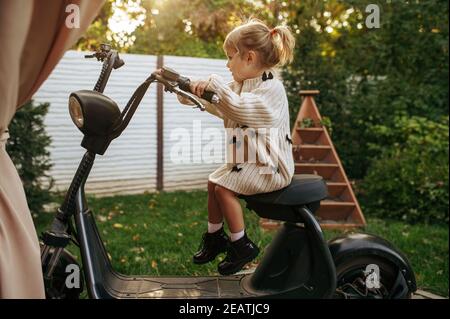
top-left (223, 18), bottom-right (295, 68)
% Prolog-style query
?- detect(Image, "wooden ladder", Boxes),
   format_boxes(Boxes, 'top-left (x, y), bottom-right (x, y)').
top-left (260, 90), bottom-right (366, 230)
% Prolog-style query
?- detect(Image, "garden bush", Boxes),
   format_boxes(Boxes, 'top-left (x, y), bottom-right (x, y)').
top-left (360, 116), bottom-right (449, 224)
top-left (6, 100), bottom-right (54, 216)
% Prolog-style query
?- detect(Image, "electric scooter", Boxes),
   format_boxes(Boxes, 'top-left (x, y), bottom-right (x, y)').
top-left (40, 44), bottom-right (417, 299)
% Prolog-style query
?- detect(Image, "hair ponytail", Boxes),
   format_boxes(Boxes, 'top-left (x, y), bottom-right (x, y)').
top-left (270, 26), bottom-right (295, 66)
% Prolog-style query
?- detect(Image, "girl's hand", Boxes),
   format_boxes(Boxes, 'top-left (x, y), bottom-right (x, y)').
top-left (190, 80), bottom-right (210, 98)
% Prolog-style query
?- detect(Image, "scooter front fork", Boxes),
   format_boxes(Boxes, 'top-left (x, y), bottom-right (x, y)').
top-left (41, 226), bottom-right (72, 279)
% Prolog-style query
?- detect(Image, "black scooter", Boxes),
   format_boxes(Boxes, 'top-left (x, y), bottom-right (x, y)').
top-left (40, 44), bottom-right (417, 299)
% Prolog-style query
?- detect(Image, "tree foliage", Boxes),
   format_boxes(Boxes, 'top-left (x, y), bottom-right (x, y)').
top-left (72, 0), bottom-right (448, 224)
top-left (6, 101), bottom-right (54, 215)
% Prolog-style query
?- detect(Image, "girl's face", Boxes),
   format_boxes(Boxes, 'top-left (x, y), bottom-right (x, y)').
top-left (225, 47), bottom-right (262, 83)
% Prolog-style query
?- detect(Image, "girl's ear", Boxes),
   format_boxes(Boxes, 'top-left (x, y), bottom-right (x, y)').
top-left (247, 50), bottom-right (257, 65)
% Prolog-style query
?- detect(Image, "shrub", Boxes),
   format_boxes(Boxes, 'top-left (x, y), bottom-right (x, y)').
top-left (360, 116), bottom-right (449, 224)
top-left (6, 100), bottom-right (54, 216)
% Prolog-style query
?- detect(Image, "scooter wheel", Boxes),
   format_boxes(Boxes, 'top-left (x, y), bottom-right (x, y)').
top-left (334, 256), bottom-right (412, 299)
top-left (40, 243), bottom-right (84, 299)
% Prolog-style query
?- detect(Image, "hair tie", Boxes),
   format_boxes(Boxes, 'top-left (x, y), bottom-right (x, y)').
top-left (270, 28), bottom-right (277, 36)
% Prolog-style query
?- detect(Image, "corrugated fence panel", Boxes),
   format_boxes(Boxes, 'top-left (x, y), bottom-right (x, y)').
top-left (162, 55), bottom-right (232, 191)
top-left (32, 52), bottom-right (232, 195)
top-left (33, 51), bottom-right (158, 195)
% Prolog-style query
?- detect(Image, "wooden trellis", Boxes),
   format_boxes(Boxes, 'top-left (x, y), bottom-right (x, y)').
top-left (260, 90), bottom-right (366, 230)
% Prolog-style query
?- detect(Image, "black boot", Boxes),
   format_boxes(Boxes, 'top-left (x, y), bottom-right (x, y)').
top-left (193, 227), bottom-right (230, 264)
top-left (218, 233), bottom-right (259, 275)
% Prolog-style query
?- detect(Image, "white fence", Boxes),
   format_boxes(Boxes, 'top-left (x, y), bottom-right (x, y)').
top-left (32, 51), bottom-right (232, 195)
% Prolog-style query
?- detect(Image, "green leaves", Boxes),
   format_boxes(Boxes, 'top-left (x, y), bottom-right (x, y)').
top-left (283, 0), bottom-right (448, 180)
top-left (6, 100), bottom-right (54, 216)
top-left (361, 116), bottom-right (449, 225)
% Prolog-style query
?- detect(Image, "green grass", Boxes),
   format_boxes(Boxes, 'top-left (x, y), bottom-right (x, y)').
top-left (34, 190), bottom-right (449, 297)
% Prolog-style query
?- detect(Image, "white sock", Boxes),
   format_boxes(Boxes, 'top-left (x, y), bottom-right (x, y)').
top-left (208, 222), bottom-right (223, 233)
top-left (230, 229), bottom-right (245, 242)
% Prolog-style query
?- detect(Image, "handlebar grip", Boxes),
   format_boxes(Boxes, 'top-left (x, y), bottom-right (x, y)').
top-left (178, 76), bottom-right (219, 104)
top-left (200, 91), bottom-right (219, 104)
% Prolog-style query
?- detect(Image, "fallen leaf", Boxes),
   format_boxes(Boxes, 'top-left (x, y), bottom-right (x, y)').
top-left (113, 223), bottom-right (124, 229)
top-left (130, 247), bottom-right (145, 254)
top-left (151, 260), bottom-right (158, 269)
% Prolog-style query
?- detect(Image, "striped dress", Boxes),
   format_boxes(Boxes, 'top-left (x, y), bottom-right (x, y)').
top-left (178, 69), bottom-right (295, 195)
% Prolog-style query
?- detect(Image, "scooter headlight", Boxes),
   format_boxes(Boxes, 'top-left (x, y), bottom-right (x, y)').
top-left (68, 90), bottom-right (121, 136)
top-left (69, 96), bottom-right (84, 128)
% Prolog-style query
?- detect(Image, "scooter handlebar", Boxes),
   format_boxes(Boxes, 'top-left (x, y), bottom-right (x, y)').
top-left (177, 75), bottom-right (219, 104)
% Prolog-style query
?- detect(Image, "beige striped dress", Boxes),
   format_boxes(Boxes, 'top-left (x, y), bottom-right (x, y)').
top-left (178, 69), bottom-right (295, 195)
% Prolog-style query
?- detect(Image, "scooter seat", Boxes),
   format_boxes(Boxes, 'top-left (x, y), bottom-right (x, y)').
top-left (240, 174), bottom-right (327, 206)
top-left (239, 174), bottom-right (328, 222)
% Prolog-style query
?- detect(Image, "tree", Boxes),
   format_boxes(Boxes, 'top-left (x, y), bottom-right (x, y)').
top-left (6, 101), bottom-right (54, 216)
top-left (74, 0), bottom-right (114, 51)
top-left (282, 0), bottom-right (449, 178)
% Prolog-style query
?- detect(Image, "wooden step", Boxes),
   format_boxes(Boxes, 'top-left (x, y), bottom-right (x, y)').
top-left (296, 127), bottom-right (324, 144)
top-left (316, 200), bottom-right (356, 220)
top-left (260, 218), bottom-right (364, 230)
top-left (320, 200), bottom-right (356, 208)
top-left (326, 182), bottom-right (348, 198)
top-left (320, 222), bottom-right (364, 230)
top-left (259, 218), bottom-right (282, 230)
top-left (295, 163), bottom-right (339, 179)
top-left (293, 145), bottom-right (331, 162)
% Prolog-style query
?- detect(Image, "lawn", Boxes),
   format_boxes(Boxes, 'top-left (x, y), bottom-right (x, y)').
top-left (34, 190), bottom-right (449, 297)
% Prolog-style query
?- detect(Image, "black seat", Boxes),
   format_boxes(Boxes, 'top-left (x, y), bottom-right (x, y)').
top-left (240, 174), bottom-right (328, 206)
top-left (239, 174), bottom-right (328, 223)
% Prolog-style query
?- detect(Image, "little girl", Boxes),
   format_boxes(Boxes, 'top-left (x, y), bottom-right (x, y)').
top-left (177, 18), bottom-right (295, 275)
